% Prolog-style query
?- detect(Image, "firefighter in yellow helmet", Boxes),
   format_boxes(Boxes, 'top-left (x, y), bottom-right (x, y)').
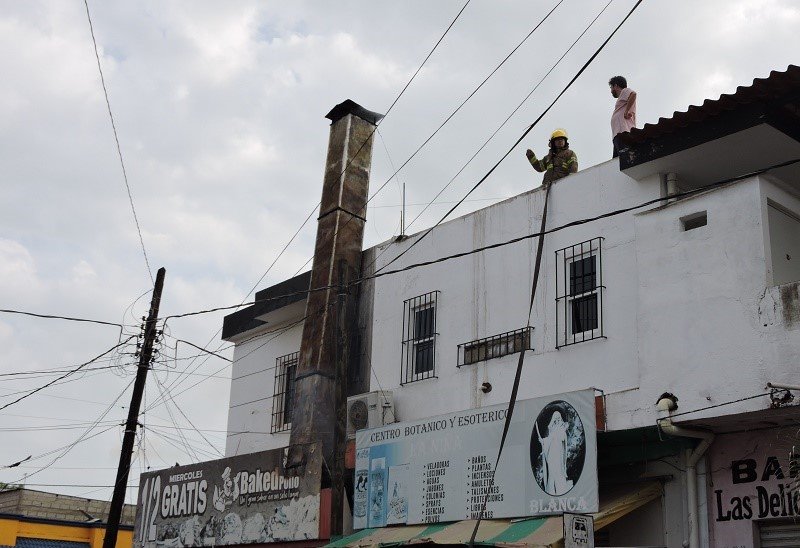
top-left (525, 129), bottom-right (578, 186)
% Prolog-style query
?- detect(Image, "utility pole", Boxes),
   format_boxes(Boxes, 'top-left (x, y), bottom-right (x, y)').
top-left (103, 267), bottom-right (165, 548)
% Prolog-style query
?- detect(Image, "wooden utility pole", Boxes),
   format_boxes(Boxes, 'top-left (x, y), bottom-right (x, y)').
top-left (103, 267), bottom-right (165, 548)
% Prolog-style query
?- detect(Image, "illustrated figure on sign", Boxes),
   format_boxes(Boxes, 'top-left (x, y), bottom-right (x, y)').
top-left (535, 411), bottom-right (573, 496)
top-left (213, 466), bottom-right (238, 512)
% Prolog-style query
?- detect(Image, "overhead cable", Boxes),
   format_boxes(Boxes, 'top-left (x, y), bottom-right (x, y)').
top-left (377, 0), bottom-right (646, 275)
top-left (404, 0), bottom-right (614, 232)
top-left (0, 336), bottom-right (136, 412)
top-left (83, 0), bottom-right (153, 285)
top-left (156, 0), bottom-right (472, 402)
top-left (0, 309), bottom-right (124, 328)
top-left (161, 156), bottom-right (800, 323)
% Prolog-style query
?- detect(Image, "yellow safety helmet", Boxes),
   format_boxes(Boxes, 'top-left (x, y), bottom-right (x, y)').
top-left (550, 128), bottom-right (568, 140)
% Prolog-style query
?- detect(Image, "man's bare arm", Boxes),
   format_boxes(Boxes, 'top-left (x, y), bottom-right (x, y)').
top-left (624, 90), bottom-right (637, 120)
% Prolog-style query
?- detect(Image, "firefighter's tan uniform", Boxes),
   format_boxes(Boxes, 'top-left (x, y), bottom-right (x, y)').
top-left (527, 128), bottom-right (578, 185)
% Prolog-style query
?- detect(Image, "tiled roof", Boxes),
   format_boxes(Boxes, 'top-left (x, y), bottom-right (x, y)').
top-left (618, 64), bottom-right (800, 145)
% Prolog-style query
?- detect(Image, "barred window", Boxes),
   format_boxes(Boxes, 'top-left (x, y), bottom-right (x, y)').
top-left (457, 327), bottom-right (534, 367)
top-left (556, 238), bottom-right (605, 348)
top-left (401, 291), bottom-right (439, 384)
top-left (271, 351), bottom-right (298, 433)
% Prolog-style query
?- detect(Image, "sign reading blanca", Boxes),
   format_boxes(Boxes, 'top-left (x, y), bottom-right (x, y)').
top-left (715, 453), bottom-right (800, 521)
top-left (354, 389), bottom-right (597, 529)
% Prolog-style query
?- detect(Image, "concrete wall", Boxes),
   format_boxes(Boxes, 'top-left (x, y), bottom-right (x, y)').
top-left (0, 489), bottom-right (134, 525)
top-left (366, 160), bottom-right (656, 428)
top-left (357, 169), bottom-right (800, 434)
top-left (224, 320), bottom-right (304, 456)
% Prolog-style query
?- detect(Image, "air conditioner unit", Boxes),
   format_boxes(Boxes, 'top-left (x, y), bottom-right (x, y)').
top-left (346, 391), bottom-right (394, 438)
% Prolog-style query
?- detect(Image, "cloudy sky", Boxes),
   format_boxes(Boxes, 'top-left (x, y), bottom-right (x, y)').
top-left (1, 0), bottom-right (798, 503)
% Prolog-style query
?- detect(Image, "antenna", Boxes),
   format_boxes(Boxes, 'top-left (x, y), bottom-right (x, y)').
top-left (401, 182), bottom-right (406, 236)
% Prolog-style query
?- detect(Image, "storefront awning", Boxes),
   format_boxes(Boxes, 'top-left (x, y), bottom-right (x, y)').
top-left (327, 482), bottom-right (662, 547)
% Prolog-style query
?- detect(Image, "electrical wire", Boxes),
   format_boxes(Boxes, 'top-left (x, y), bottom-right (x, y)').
top-left (83, 0), bottom-right (153, 285)
top-left (152, 1), bottom-right (471, 410)
top-left (151, 373), bottom-right (201, 461)
top-left (378, 0), bottom-right (646, 276)
top-left (0, 309), bottom-right (124, 328)
top-left (160, 155), bottom-right (800, 324)
top-left (152, 370), bottom-right (224, 456)
top-left (362, 0), bottom-right (614, 272)
top-left (0, 336), bottom-right (136, 412)
top-left (0, 378), bottom-right (134, 490)
top-left (143, 314), bottom-right (308, 414)
top-left (404, 0), bottom-right (614, 233)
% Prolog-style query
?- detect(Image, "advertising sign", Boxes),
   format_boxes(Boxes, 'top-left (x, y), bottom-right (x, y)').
top-left (354, 389), bottom-right (597, 529)
top-left (133, 444), bottom-right (322, 547)
top-left (708, 426), bottom-right (800, 548)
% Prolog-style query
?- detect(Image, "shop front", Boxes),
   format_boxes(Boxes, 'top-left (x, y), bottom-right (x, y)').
top-left (708, 425), bottom-right (800, 547)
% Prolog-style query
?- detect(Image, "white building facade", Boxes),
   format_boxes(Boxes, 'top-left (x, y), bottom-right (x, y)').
top-left (222, 66), bottom-right (800, 547)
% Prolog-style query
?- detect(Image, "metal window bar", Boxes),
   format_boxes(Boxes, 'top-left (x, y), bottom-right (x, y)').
top-left (271, 351), bottom-right (299, 433)
top-left (401, 291), bottom-right (440, 385)
top-left (457, 326), bottom-right (534, 367)
top-left (555, 237), bottom-right (605, 348)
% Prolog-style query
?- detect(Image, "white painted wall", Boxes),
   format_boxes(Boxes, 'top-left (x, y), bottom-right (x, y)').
top-left (368, 160), bottom-right (657, 427)
top-left (224, 320), bottom-right (304, 456)
top-left (223, 157), bottom-right (800, 548)
top-left (364, 167), bottom-right (800, 432)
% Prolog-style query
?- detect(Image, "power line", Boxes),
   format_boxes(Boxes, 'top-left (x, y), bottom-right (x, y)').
top-left (154, 0), bottom-right (472, 406)
top-left (363, 0), bottom-right (614, 272)
top-left (472, 4), bottom-right (645, 537)
top-left (404, 0), bottom-right (614, 233)
top-left (363, 0), bottom-right (566, 217)
top-left (0, 364), bottom-right (123, 379)
top-left (152, 370), bottom-right (223, 457)
top-left (83, 0), bottom-right (153, 285)
top-left (169, 338), bottom-right (232, 362)
top-left (158, 156), bottom-right (800, 323)
top-left (376, 0), bottom-right (646, 276)
top-left (0, 309), bottom-right (125, 328)
top-left (0, 362), bottom-right (132, 398)
top-left (0, 336), bottom-right (136, 412)
top-left (143, 314), bottom-right (308, 414)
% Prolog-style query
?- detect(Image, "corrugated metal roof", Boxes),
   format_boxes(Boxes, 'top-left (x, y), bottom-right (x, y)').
top-left (619, 64), bottom-right (800, 145)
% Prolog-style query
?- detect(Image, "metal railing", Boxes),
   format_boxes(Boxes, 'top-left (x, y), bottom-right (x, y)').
top-left (271, 351), bottom-right (298, 433)
top-left (555, 237), bottom-right (605, 348)
top-left (457, 326), bottom-right (534, 367)
top-left (401, 291), bottom-right (439, 385)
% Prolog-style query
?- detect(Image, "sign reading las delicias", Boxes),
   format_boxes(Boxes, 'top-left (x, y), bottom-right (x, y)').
top-left (353, 389), bottom-right (598, 529)
top-left (133, 444), bottom-right (322, 547)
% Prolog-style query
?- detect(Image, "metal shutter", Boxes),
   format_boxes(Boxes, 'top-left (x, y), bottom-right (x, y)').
top-left (759, 520), bottom-right (800, 547)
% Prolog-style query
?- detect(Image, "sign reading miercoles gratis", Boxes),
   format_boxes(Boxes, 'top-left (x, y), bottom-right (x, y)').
top-left (353, 389), bottom-right (598, 529)
top-left (133, 444), bottom-right (322, 547)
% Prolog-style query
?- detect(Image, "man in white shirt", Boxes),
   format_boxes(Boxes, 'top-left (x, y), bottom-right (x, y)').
top-left (609, 75), bottom-right (637, 158)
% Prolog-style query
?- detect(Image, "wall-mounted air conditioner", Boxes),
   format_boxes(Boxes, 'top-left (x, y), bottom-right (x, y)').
top-left (346, 391), bottom-right (394, 438)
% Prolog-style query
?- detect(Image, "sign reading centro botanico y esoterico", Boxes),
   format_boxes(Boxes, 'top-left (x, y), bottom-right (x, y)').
top-left (133, 444), bottom-right (322, 547)
top-left (353, 389), bottom-right (597, 529)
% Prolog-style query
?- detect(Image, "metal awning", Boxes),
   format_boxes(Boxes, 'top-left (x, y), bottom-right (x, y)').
top-left (327, 482), bottom-right (662, 547)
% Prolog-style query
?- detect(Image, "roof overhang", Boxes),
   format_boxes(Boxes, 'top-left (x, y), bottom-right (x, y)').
top-left (621, 122), bottom-right (800, 189)
top-left (618, 65), bottom-right (800, 191)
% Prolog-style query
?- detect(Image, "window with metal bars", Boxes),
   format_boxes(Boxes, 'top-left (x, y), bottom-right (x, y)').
top-left (556, 238), bottom-right (605, 348)
top-left (401, 291), bottom-right (439, 384)
top-left (457, 327), bottom-right (534, 367)
top-left (271, 351), bottom-right (298, 433)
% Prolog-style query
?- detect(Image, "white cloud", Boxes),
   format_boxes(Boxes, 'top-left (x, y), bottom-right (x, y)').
top-left (2, 0), bottom-right (800, 499)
